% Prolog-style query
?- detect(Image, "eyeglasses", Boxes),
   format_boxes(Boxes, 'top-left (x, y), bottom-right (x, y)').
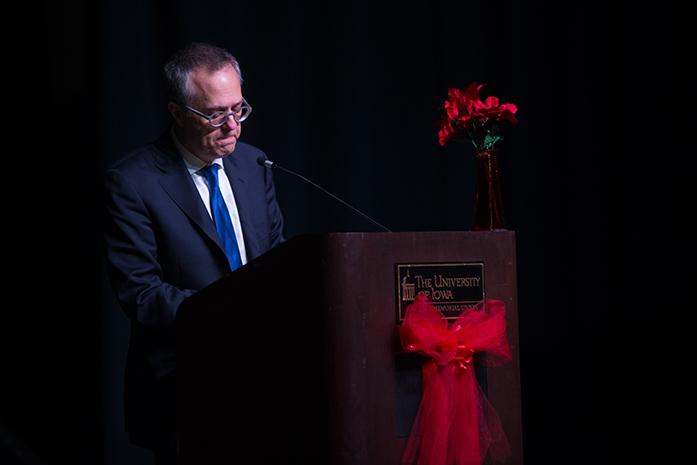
top-left (180, 98), bottom-right (253, 127)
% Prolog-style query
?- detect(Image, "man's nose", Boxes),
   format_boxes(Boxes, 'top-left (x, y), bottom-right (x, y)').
top-left (223, 114), bottom-right (239, 130)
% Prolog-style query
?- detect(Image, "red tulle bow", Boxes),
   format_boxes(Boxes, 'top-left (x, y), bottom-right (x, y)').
top-left (399, 293), bottom-right (512, 465)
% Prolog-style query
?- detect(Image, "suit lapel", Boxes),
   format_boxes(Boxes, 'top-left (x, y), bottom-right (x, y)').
top-left (154, 134), bottom-right (226, 256)
top-left (223, 155), bottom-right (261, 260)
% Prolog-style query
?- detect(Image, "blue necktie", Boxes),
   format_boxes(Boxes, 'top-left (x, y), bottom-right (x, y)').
top-left (201, 164), bottom-right (243, 271)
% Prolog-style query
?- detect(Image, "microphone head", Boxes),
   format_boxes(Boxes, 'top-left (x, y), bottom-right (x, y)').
top-left (256, 156), bottom-right (274, 168)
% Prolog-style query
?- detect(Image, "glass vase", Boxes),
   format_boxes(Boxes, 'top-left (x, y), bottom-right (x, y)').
top-left (472, 148), bottom-right (505, 230)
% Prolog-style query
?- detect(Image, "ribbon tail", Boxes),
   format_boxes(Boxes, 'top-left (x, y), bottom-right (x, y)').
top-left (474, 378), bottom-right (511, 464)
top-left (450, 368), bottom-right (480, 465)
top-left (401, 363), bottom-right (451, 465)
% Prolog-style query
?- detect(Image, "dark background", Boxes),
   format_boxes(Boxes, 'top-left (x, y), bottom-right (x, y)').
top-left (3, 1), bottom-right (692, 464)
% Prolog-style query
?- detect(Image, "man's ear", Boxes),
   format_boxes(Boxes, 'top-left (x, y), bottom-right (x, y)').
top-left (168, 102), bottom-right (184, 125)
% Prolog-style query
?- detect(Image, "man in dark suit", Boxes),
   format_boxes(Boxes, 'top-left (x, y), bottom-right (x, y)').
top-left (103, 42), bottom-right (284, 464)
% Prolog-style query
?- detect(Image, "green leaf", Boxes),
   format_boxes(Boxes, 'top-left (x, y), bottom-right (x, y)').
top-left (483, 134), bottom-right (503, 149)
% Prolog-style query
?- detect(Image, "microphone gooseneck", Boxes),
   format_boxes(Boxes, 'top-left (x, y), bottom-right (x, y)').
top-left (257, 156), bottom-right (391, 232)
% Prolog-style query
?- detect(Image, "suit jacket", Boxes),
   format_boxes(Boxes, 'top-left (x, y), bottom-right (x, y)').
top-left (103, 131), bottom-right (284, 447)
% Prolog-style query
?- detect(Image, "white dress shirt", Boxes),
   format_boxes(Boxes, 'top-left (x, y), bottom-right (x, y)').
top-left (172, 130), bottom-right (248, 266)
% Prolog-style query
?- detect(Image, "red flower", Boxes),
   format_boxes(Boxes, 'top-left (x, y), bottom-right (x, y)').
top-left (439, 82), bottom-right (518, 150)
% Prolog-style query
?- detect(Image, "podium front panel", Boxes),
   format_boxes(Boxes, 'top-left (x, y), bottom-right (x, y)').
top-left (177, 231), bottom-right (522, 465)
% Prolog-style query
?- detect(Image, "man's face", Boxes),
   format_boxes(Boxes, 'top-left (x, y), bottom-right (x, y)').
top-left (172, 64), bottom-right (244, 163)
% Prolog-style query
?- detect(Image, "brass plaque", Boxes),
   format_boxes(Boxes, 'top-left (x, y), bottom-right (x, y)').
top-left (396, 262), bottom-right (485, 321)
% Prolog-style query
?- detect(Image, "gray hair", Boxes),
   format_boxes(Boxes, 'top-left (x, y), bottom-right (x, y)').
top-left (163, 42), bottom-right (243, 105)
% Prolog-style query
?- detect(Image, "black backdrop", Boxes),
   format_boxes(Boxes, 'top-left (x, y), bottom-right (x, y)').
top-left (3, 1), bottom-right (693, 464)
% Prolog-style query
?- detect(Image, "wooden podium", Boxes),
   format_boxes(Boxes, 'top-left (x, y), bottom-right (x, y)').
top-left (176, 231), bottom-right (523, 465)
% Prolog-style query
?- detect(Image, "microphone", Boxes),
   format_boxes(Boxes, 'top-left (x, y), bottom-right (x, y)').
top-left (257, 156), bottom-right (392, 232)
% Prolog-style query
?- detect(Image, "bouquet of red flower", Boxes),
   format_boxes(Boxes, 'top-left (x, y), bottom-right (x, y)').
top-left (438, 82), bottom-right (518, 150)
